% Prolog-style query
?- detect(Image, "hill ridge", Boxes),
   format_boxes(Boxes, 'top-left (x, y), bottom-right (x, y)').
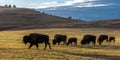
top-left (0, 7), bottom-right (120, 31)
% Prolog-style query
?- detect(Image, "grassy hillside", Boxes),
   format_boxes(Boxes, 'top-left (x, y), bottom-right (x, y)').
top-left (91, 19), bottom-right (120, 28)
top-left (0, 7), bottom-right (120, 31)
top-left (0, 7), bottom-right (84, 30)
top-left (0, 28), bottom-right (120, 60)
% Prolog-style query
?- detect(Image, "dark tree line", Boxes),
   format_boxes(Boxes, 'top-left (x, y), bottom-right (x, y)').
top-left (68, 16), bottom-right (85, 22)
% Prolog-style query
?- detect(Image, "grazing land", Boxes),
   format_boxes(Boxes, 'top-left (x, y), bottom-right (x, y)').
top-left (0, 28), bottom-right (120, 60)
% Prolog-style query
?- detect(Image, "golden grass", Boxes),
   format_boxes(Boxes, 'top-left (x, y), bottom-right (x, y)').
top-left (0, 28), bottom-right (120, 60)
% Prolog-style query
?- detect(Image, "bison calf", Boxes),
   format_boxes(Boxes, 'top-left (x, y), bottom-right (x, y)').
top-left (52, 34), bottom-right (67, 45)
top-left (98, 35), bottom-right (108, 45)
top-left (66, 38), bottom-right (77, 46)
top-left (109, 36), bottom-right (115, 43)
top-left (81, 35), bottom-right (96, 45)
top-left (23, 33), bottom-right (51, 49)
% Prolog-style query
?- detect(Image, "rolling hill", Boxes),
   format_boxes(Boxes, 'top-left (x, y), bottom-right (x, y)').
top-left (0, 6), bottom-right (120, 31)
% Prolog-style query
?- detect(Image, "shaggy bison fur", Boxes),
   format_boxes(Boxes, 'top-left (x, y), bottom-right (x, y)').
top-left (81, 35), bottom-right (96, 45)
top-left (52, 34), bottom-right (67, 45)
top-left (66, 38), bottom-right (77, 46)
top-left (23, 33), bottom-right (51, 49)
top-left (98, 35), bottom-right (108, 45)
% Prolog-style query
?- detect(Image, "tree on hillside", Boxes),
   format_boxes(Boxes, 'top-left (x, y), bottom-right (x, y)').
top-left (42, 12), bottom-right (45, 14)
top-left (5, 4), bottom-right (8, 7)
top-left (8, 5), bottom-right (11, 8)
top-left (68, 16), bottom-right (72, 19)
top-left (13, 5), bottom-right (16, 8)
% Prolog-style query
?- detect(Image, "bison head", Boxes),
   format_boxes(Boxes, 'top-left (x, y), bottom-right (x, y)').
top-left (52, 40), bottom-right (57, 45)
top-left (81, 40), bottom-right (86, 45)
top-left (23, 35), bottom-right (30, 45)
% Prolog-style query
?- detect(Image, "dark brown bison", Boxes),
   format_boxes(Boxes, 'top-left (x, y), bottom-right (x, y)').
top-left (66, 38), bottom-right (77, 46)
top-left (109, 36), bottom-right (115, 43)
top-left (23, 33), bottom-right (51, 49)
top-left (98, 35), bottom-right (108, 45)
top-left (52, 34), bottom-right (67, 45)
top-left (81, 35), bottom-right (96, 45)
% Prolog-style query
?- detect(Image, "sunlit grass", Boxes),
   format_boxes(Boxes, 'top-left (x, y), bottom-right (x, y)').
top-left (0, 28), bottom-right (120, 60)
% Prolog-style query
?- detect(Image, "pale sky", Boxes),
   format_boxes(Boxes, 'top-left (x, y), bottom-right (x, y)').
top-left (0, 0), bottom-right (113, 8)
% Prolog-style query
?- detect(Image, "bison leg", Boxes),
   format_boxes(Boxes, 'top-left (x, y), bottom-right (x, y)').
top-left (28, 43), bottom-right (33, 49)
top-left (58, 42), bottom-right (60, 45)
top-left (92, 41), bottom-right (96, 45)
top-left (47, 42), bottom-right (52, 49)
top-left (71, 42), bottom-right (72, 45)
top-left (99, 42), bottom-right (102, 45)
top-left (109, 40), bottom-right (111, 42)
top-left (75, 42), bottom-right (77, 45)
top-left (44, 43), bottom-right (47, 50)
top-left (35, 44), bottom-right (39, 49)
top-left (113, 39), bottom-right (115, 42)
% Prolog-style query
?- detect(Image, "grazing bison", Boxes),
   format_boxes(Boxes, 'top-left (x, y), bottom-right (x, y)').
top-left (52, 34), bottom-right (67, 45)
top-left (23, 33), bottom-right (51, 49)
top-left (81, 35), bottom-right (96, 45)
top-left (98, 35), bottom-right (108, 45)
top-left (66, 38), bottom-right (77, 46)
top-left (109, 36), bottom-right (115, 43)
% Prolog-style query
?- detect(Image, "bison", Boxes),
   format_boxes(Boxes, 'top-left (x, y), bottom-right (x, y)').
top-left (23, 33), bottom-right (51, 49)
top-left (52, 34), bottom-right (67, 45)
top-left (66, 38), bottom-right (77, 46)
top-left (81, 35), bottom-right (96, 45)
top-left (98, 35), bottom-right (108, 45)
top-left (109, 36), bottom-right (115, 43)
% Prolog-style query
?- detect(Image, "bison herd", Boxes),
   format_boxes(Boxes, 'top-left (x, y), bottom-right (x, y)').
top-left (23, 33), bottom-right (115, 49)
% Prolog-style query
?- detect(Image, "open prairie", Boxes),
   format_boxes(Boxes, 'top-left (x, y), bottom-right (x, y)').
top-left (0, 28), bottom-right (120, 60)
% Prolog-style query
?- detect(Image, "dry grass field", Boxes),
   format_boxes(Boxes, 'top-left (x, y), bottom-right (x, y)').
top-left (0, 28), bottom-right (120, 60)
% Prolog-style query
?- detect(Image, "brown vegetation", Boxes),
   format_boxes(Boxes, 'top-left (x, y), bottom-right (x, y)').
top-left (0, 7), bottom-right (120, 31)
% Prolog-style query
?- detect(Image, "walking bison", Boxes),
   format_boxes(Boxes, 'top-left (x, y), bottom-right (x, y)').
top-left (98, 35), bottom-right (108, 45)
top-left (52, 34), bottom-right (67, 45)
top-left (66, 38), bottom-right (77, 46)
top-left (109, 36), bottom-right (115, 43)
top-left (81, 35), bottom-right (96, 45)
top-left (23, 33), bottom-right (51, 49)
